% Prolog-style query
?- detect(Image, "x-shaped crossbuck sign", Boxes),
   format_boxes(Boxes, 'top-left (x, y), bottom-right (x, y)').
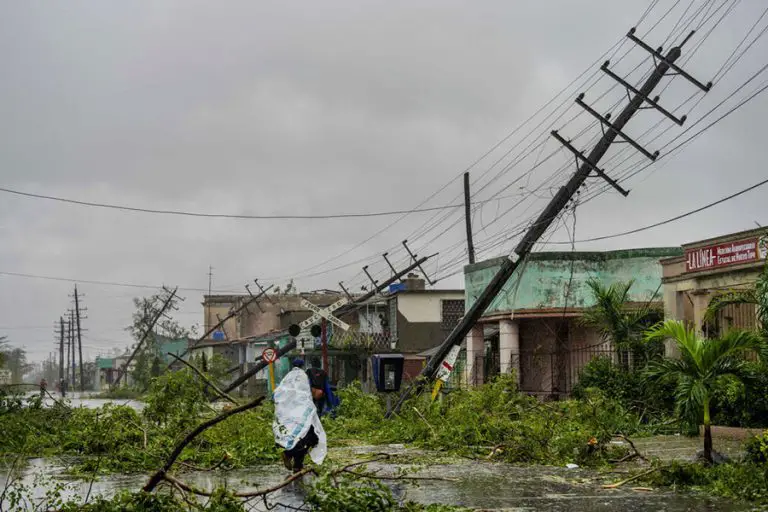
top-left (299, 298), bottom-right (350, 331)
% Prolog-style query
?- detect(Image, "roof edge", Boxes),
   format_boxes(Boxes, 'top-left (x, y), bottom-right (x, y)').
top-left (465, 247), bottom-right (683, 273)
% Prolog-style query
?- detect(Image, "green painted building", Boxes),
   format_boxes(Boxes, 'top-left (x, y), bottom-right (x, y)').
top-left (462, 248), bottom-right (682, 396)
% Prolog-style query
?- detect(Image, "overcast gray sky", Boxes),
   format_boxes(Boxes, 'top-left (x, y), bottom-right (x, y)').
top-left (1, 0), bottom-right (766, 362)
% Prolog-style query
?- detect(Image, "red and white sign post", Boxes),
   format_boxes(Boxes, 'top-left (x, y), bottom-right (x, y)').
top-left (262, 347), bottom-right (277, 394)
top-left (431, 345), bottom-right (461, 401)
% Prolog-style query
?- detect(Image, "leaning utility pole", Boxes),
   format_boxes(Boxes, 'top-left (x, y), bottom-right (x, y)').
top-left (220, 253), bottom-right (438, 397)
top-left (389, 28), bottom-right (710, 416)
top-left (113, 287), bottom-right (178, 388)
top-left (174, 283), bottom-right (273, 363)
top-left (464, 172), bottom-right (475, 264)
top-left (74, 286), bottom-right (85, 392)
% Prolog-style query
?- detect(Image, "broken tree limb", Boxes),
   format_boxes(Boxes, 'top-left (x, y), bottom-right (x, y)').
top-left (167, 352), bottom-right (239, 405)
top-left (602, 467), bottom-right (660, 489)
top-left (158, 455), bottom-right (392, 500)
top-left (163, 468), bottom-right (313, 498)
top-left (342, 469), bottom-right (459, 482)
top-left (609, 434), bottom-right (647, 463)
top-left (177, 452), bottom-right (231, 472)
top-left (143, 396), bottom-right (265, 493)
top-left (411, 406), bottom-right (437, 439)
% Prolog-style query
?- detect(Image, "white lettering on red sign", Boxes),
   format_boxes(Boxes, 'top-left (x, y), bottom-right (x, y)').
top-left (685, 237), bottom-right (761, 273)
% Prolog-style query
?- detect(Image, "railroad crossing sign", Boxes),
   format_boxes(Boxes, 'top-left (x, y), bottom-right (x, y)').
top-left (261, 347), bottom-right (277, 364)
top-left (299, 298), bottom-right (350, 331)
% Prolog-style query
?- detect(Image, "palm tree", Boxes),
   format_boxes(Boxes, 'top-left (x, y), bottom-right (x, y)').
top-left (705, 262), bottom-right (768, 343)
top-left (644, 320), bottom-right (762, 463)
top-left (580, 279), bottom-right (662, 366)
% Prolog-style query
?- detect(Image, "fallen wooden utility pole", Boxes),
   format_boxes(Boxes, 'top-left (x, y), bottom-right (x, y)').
top-left (220, 253), bottom-right (437, 397)
top-left (387, 27), bottom-right (709, 417)
top-left (172, 283), bottom-right (273, 364)
top-left (112, 287), bottom-right (178, 389)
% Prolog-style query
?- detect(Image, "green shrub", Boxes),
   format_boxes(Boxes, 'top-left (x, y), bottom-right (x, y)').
top-left (572, 356), bottom-right (675, 422)
top-left (744, 430), bottom-right (768, 463)
top-left (326, 375), bottom-right (644, 466)
top-left (649, 461), bottom-right (768, 504)
top-left (710, 362), bottom-right (768, 428)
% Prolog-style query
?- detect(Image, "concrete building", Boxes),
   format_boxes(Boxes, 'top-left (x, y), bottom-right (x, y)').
top-left (199, 277), bottom-right (464, 391)
top-left (661, 228), bottom-right (768, 350)
top-left (382, 274), bottom-right (464, 380)
top-left (199, 290), bottom-right (353, 393)
top-left (463, 248), bottom-right (681, 397)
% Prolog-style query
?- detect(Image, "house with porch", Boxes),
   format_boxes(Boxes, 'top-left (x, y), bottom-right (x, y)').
top-left (462, 248), bottom-right (681, 397)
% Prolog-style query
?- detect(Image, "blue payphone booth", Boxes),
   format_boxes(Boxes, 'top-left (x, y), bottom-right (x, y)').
top-left (371, 353), bottom-right (404, 393)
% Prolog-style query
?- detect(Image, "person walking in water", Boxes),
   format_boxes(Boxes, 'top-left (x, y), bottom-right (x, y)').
top-left (273, 359), bottom-right (327, 473)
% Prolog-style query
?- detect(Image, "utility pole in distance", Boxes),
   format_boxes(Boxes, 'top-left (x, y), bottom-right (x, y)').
top-left (388, 28), bottom-right (710, 417)
top-left (74, 285), bottom-right (85, 392)
top-left (58, 317), bottom-right (65, 385)
top-left (69, 310), bottom-right (76, 388)
top-left (464, 172), bottom-right (475, 264)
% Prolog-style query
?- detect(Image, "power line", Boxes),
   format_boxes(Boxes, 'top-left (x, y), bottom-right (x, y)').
top-left (0, 271), bottom-right (239, 293)
top-left (0, 185), bottom-right (491, 220)
top-left (543, 176), bottom-right (768, 245)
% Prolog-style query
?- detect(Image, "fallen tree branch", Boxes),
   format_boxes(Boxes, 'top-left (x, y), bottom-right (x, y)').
top-left (143, 396), bottom-right (264, 492)
top-left (342, 469), bottom-right (459, 482)
top-left (167, 352), bottom-right (240, 405)
top-left (487, 444), bottom-right (505, 459)
top-left (178, 452), bottom-right (231, 472)
top-left (411, 406), bottom-right (437, 439)
top-left (602, 467), bottom-right (660, 489)
top-left (161, 454), bottom-right (392, 500)
top-left (163, 468), bottom-right (313, 498)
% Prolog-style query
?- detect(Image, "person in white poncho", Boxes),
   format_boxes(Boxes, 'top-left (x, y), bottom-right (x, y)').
top-left (272, 358), bottom-right (327, 473)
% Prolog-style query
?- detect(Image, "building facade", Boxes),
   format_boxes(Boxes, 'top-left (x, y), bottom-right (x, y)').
top-left (463, 248), bottom-right (681, 397)
top-left (661, 228), bottom-right (768, 351)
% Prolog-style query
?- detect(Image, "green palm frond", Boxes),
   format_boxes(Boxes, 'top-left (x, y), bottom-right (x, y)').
top-left (674, 375), bottom-right (707, 425)
top-left (704, 289), bottom-right (758, 323)
top-left (581, 278), bottom-right (658, 350)
top-left (644, 356), bottom-right (693, 384)
top-left (755, 262), bottom-right (768, 335)
top-left (700, 329), bottom-right (761, 370)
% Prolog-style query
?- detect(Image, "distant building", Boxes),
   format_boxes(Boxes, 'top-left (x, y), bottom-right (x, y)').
top-left (367, 274), bottom-right (464, 381)
top-left (198, 290), bottom-right (351, 394)
top-left (463, 248), bottom-right (681, 397)
top-left (661, 227), bottom-right (767, 350)
top-left (93, 334), bottom-right (190, 391)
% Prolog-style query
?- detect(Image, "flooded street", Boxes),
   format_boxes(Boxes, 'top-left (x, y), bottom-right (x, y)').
top-left (2, 449), bottom-right (753, 511)
top-left (24, 391), bottom-right (145, 411)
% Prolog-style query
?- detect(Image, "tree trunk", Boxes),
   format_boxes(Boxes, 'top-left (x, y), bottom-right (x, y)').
top-left (703, 400), bottom-right (713, 464)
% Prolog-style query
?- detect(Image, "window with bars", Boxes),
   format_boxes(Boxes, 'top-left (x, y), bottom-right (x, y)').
top-left (441, 299), bottom-right (465, 331)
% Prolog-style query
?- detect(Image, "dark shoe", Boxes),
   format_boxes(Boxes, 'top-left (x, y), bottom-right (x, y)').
top-left (281, 452), bottom-right (293, 471)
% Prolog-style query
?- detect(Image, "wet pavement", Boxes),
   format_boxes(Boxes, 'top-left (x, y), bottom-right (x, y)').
top-left (1, 451), bottom-right (755, 511)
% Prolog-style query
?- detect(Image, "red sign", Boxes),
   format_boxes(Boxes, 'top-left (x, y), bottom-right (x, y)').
top-left (261, 347), bottom-right (277, 364)
top-left (685, 237), bottom-right (764, 273)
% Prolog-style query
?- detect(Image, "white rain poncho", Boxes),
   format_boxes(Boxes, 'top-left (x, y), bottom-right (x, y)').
top-left (272, 367), bottom-right (327, 464)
